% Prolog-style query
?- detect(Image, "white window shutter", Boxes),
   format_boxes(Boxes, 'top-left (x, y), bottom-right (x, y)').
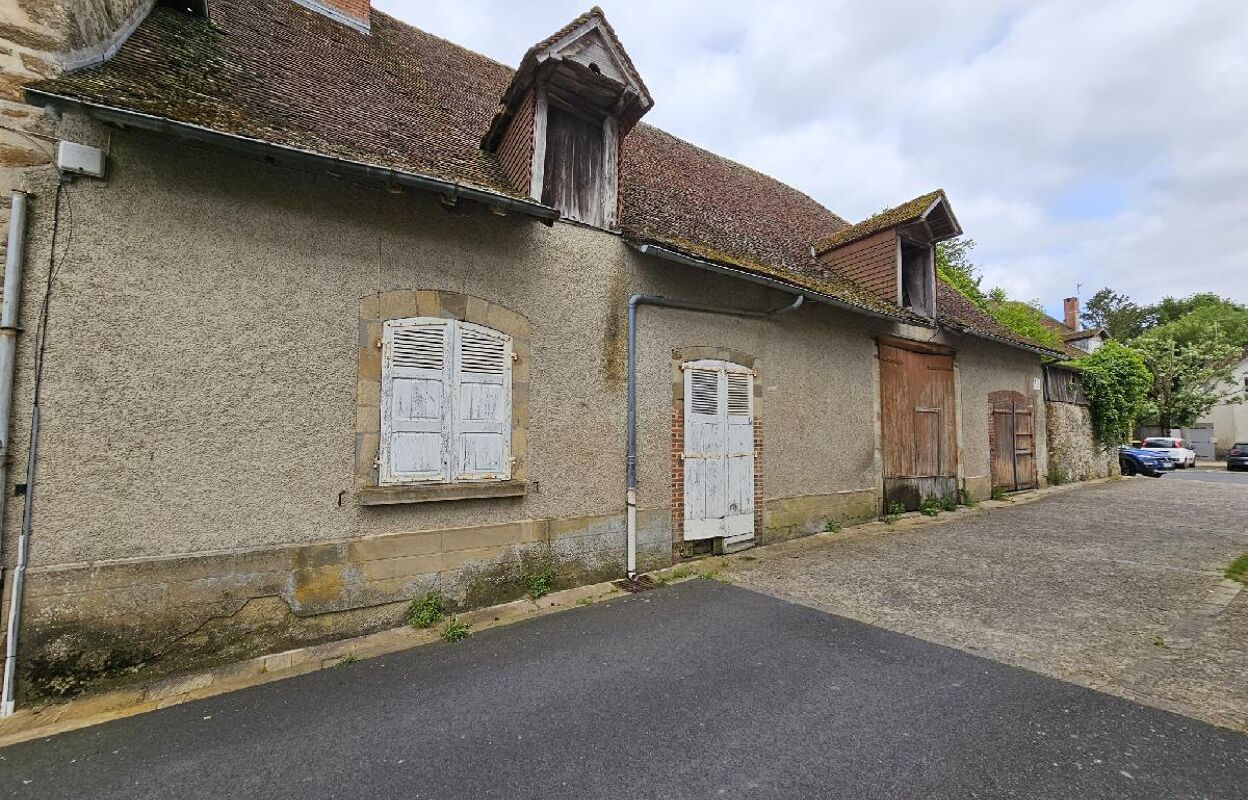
top-left (380, 318), bottom-right (451, 483)
top-left (451, 321), bottom-right (513, 481)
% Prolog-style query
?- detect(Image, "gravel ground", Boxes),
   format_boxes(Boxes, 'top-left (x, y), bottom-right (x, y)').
top-left (731, 477), bottom-right (1248, 731)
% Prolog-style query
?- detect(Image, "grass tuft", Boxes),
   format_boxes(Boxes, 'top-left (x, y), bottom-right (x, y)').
top-left (1226, 553), bottom-right (1248, 585)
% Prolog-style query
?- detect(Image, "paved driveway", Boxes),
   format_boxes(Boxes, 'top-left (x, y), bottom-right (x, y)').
top-left (3, 579), bottom-right (1246, 799)
top-left (731, 476), bottom-right (1248, 732)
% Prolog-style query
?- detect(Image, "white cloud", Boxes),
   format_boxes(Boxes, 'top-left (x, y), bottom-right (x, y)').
top-left (375, 0), bottom-right (1248, 314)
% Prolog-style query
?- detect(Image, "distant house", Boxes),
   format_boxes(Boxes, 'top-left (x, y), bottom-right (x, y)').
top-left (1198, 350), bottom-right (1248, 456)
top-left (0, 0), bottom-right (1068, 705)
top-left (1041, 297), bottom-right (1110, 356)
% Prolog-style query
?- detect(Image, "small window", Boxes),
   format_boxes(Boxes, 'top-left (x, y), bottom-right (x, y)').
top-left (380, 318), bottom-right (512, 485)
top-left (900, 241), bottom-right (934, 316)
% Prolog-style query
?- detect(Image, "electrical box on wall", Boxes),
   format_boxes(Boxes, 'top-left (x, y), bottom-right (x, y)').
top-left (56, 141), bottom-right (106, 178)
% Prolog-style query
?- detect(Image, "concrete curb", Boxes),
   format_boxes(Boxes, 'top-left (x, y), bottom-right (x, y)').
top-left (0, 477), bottom-right (1111, 748)
top-left (0, 579), bottom-right (622, 748)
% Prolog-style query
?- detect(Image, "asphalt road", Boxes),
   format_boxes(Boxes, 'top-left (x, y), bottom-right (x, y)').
top-left (1166, 468), bottom-right (1248, 485)
top-left (2, 580), bottom-right (1245, 799)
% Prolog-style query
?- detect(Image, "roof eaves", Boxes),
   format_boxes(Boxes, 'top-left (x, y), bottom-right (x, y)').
top-left (938, 318), bottom-right (1069, 359)
top-left (26, 88), bottom-right (560, 222)
top-left (627, 237), bottom-right (928, 326)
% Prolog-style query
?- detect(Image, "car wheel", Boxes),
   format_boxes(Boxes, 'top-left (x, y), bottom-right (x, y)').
top-left (1122, 463), bottom-right (1135, 476)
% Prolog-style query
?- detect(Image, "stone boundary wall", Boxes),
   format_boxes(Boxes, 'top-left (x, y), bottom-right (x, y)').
top-left (1045, 401), bottom-right (1118, 482)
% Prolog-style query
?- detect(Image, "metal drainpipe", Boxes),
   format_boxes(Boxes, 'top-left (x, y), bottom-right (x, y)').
top-left (625, 292), bottom-right (803, 577)
top-left (0, 192), bottom-right (28, 717)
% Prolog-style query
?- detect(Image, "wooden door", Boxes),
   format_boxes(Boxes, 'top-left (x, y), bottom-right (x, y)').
top-left (879, 342), bottom-right (958, 511)
top-left (684, 360), bottom-right (755, 542)
top-left (990, 394), bottom-right (1035, 491)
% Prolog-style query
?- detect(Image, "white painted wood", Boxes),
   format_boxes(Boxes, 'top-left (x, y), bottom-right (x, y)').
top-left (380, 318), bottom-right (512, 486)
top-left (381, 318), bottom-right (451, 484)
top-left (451, 321), bottom-right (513, 481)
top-left (684, 360), bottom-right (754, 541)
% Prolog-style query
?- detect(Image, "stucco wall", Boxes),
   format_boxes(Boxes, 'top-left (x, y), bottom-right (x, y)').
top-left (1200, 358), bottom-right (1248, 456)
top-left (0, 115), bottom-right (1048, 700)
top-left (2, 124), bottom-right (892, 567)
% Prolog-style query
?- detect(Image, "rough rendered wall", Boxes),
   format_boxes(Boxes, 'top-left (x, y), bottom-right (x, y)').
top-left (0, 122), bottom-right (886, 700)
top-left (1046, 402), bottom-right (1117, 481)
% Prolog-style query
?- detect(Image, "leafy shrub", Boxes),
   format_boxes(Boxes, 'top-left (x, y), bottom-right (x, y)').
top-left (407, 592), bottom-right (446, 629)
top-left (918, 495), bottom-right (943, 517)
top-left (940, 493), bottom-right (958, 512)
top-left (440, 619), bottom-right (471, 642)
top-left (1077, 340), bottom-right (1152, 444)
top-left (523, 569), bottom-right (556, 600)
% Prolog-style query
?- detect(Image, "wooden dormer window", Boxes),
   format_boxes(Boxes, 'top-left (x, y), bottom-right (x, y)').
top-left (538, 96), bottom-right (614, 227)
top-left (814, 190), bottom-right (961, 319)
top-left (899, 238), bottom-right (935, 317)
top-left (482, 9), bottom-right (652, 229)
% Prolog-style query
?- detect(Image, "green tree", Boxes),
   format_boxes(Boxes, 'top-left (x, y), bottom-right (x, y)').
top-left (1076, 341), bottom-right (1152, 444)
top-left (935, 237), bottom-right (987, 309)
top-left (1130, 335), bottom-right (1241, 430)
top-left (1143, 297), bottom-right (1248, 350)
top-left (1080, 288), bottom-right (1153, 340)
top-left (1151, 293), bottom-right (1230, 327)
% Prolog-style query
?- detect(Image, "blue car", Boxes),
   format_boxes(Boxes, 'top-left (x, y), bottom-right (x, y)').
top-left (1119, 447), bottom-right (1175, 477)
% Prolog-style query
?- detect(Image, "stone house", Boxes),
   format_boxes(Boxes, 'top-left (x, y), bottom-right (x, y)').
top-left (0, 0), bottom-right (1067, 707)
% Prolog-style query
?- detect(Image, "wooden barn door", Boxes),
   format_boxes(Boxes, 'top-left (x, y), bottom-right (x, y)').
top-left (683, 360), bottom-right (755, 543)
top-left (990, 394), bottom-right (1036, 492)
top-left (879, 341), bottom-right (958, 511)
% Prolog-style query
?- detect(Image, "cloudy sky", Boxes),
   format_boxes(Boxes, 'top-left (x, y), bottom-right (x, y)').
top-left (375, 0), bottom-right (1248, 318)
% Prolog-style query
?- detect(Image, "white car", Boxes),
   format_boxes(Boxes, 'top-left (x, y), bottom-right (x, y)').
top-left (1140, 437), bottom-right (1197, 468)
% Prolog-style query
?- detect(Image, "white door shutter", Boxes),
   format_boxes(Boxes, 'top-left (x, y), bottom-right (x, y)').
top-left (451, 321), bottom-right (513, 481)
top-left (381, 318), bottom-right (451, 483)
top-left (684, 360), bottom-right (754, 541)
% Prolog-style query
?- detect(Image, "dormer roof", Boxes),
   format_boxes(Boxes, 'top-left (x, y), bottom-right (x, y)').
top-left (483, 7), bottom-right (652, 150)
top-left (814, 190), bottom-right (962, 254)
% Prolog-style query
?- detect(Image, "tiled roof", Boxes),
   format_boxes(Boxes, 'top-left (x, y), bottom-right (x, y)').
top-left (936, 281), bottom-right (1067, 357)
top-left (25, 1), bottom-right (1047, 349)
top-left (814, 190), bottom-right (945, 253)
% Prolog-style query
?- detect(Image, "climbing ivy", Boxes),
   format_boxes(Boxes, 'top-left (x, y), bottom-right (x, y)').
top-left (1075, 341), bottom-right (1152, 444)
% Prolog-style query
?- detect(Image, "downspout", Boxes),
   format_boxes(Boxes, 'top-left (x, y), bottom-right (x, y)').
top-left (0, 192), bottom-right (28, 717)
top-left (625, 292), bottom-right (803, 577)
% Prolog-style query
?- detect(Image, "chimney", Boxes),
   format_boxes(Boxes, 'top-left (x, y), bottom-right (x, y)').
top-left (1063, 297), bottom-right (1079, 330)
top-left (300, 0), bottom-right (371, 33)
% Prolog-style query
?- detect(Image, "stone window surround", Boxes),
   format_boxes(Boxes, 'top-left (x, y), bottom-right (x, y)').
top-left (355, 290), bottom-right (531, 505)
top-left (669, 347), bottom-right (764, 556)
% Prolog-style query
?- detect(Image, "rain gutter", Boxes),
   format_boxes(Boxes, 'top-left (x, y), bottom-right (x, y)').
top-left (23, 90), bottom-right (561, 223)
